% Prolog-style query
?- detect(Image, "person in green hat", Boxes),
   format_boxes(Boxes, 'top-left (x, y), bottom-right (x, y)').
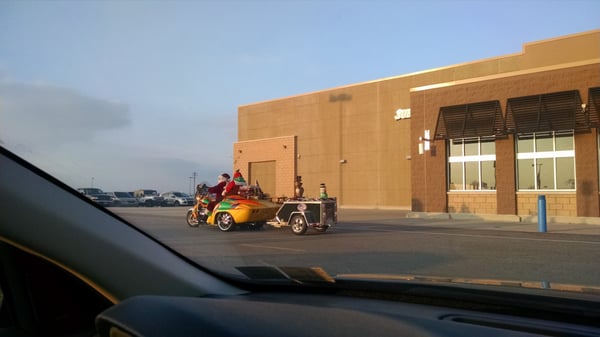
top-left (223, 169), bottom-right (246, 197)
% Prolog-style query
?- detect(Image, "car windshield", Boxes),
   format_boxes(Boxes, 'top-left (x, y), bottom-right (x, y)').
top-left (2, 1), bottom-right (600, 292)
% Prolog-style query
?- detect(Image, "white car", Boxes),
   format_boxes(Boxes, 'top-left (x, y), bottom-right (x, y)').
top-left (160, 191), bottom-right (195, 206)
top-left (133, 189), bottom-right (164, 207)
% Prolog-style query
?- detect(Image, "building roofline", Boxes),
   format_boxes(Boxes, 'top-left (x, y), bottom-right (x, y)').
top-left (239, 29), bottom-right (600, 108)
top-left (234, 135), bottom-right (295, 144)
top-left (410, 58), bottom-right (600, 93)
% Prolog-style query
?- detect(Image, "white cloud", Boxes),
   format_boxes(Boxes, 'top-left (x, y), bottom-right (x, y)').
top-left (0, 79), bottom-right (131, 148)
top-left (0, 78), bottom-right (235, 193)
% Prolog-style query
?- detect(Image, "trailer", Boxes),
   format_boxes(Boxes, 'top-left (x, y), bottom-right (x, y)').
top-left (268, 198), bottom-right (337, 235)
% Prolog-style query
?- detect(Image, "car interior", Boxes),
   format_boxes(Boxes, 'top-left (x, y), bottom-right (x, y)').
top-left (2, 145), bottom-right (600, 337)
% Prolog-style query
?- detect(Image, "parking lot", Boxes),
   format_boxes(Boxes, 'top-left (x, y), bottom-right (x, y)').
top-left (111, 207), bottom-right (600, 286)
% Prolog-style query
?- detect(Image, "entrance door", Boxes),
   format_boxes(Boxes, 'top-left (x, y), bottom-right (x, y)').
top-left (249, 161), bottom-right (276, 199)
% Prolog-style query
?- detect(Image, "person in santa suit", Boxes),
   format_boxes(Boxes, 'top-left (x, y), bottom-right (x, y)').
top-left (207, 173), bottom-right (229, 211)
top-left (223, 169), bottom-right (246, 197)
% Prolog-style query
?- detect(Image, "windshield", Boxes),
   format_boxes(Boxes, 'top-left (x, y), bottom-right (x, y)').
top-left (114, 192), bottom-right (132, 198)
top-left (2, 1), bottom-right (600, 291)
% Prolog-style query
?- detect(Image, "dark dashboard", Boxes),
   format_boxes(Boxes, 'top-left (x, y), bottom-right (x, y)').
top-left (97, 290), bottom-right (600, 337)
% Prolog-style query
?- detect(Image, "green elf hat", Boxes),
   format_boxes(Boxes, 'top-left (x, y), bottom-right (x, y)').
top-left (233, 170), bottom-right (247, 186)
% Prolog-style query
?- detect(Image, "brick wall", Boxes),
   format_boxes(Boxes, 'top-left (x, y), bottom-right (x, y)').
top-left (233, 136), bottom-right (296, 199)
top-left (517, 193), bottom-right (577, 217)
top-left (412, 62), bottom-right (600, 216)
top-left (448, 193), bottom-right (497, 214)
top-left (237, 31), bottom-right (600, 212)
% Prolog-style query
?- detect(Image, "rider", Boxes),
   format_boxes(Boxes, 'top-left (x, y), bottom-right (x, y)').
top-left (223, 169), bottom-right (246, 197)
top-left (207, 173), bottom-right (229, 211)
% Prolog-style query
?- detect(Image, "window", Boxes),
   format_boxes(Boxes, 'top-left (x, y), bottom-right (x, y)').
top-left (516, 131), bottom-right (575, 190)
top-left (448, 137), bottom-right (496, 191)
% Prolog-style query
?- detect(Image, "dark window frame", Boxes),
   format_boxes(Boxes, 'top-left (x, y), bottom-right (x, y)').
top-left (505, 90), bottom-right (588, 134)
top-left (434, 100), bottom-right (505, 140)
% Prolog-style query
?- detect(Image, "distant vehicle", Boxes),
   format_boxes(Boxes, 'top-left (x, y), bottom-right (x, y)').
top-left (77, 187), bottom-right (113, 207)
top-left (106, 191), bottom-right (139, 207)
top-left (160, 191), bottom-right (195, 206)
top-left (133, 189), bottom-right (163, 207)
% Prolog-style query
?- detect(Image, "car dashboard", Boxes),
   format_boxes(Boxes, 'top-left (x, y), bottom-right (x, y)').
top-left (97, 289), bottom-right (600, 337)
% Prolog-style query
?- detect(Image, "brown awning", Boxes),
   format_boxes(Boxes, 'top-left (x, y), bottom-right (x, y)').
top-left (505, 90), bottom-right (588, 134)
top-left (434, 100), bottom-right (505, 140)
top-left (586, 87), bottom-right (600, 128)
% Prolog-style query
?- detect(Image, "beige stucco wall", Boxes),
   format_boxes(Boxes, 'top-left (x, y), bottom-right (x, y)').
top-left (238, 83), bottom-right (413, 207)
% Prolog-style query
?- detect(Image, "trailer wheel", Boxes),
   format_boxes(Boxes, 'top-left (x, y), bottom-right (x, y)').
top-left (290, 214), bottom-right (307, 235)
top-left (217, 212), bottom-right (236, 232)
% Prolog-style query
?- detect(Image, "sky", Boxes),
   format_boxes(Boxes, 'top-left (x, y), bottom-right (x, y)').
top-left (0, 0), bottom-right (598, 194)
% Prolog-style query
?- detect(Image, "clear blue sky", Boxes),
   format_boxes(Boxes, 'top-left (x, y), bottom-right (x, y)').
top-left (1, 0), bottom-right (598, 193)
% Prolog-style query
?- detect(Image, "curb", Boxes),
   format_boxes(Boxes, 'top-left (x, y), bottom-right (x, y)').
top-left (406, 212), bottom-right (600, 226)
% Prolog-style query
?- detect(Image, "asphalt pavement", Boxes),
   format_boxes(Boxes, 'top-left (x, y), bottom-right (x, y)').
top-left (112, 206), bottom-right (600, 235)
top-left (337, 208), bottom-right (600, 235)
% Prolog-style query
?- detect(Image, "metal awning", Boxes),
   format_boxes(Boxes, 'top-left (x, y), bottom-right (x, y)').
top-left (505, 90), bottom-right (588, 134)
top-left (434, 100), bottom-right (505, 140)
top-left (586, 87), bottom-right (600, 128)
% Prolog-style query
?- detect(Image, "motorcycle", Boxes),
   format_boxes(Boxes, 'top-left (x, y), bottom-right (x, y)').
top-left (185, 195), bottom-right (210, 227)
top-left (186, 184), bottom-right (280, 232)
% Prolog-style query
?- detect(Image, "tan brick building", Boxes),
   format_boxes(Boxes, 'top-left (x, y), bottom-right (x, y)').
top-left (235, 30), bottom-right (600, 218)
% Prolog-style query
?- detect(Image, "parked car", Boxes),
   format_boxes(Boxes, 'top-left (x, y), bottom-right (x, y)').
top-left (160, 191), bottom-right (195, 206)
top-left (106, 191), bottom-right (139, 207)
top-left (132, 189), bottom-right (163, 207)
top-left (77, 187), bottom-right (113, 207)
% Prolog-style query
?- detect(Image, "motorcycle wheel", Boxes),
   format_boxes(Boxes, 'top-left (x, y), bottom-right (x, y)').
top-left (290, 214), bottom-right (307, 235)
top-left (216, 212), bottom-right (236, 232)
top-left (186, 210), bottom-right (199, 227)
